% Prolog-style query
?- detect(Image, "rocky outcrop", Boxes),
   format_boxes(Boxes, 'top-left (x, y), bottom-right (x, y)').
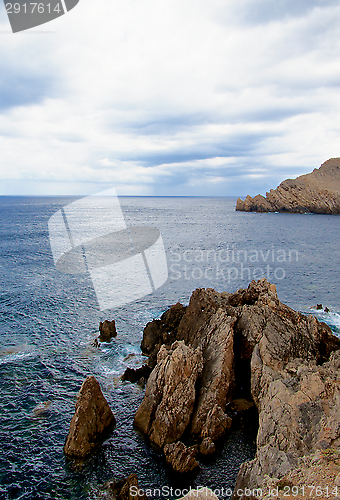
top-left (134, 341), bottom-right (203, 449)
top-left (236, 157), bottom-right (340, 214)
top-left (234, 349), bottom-right (340, 497)
top-left (121, 365), bottom-right (151, 385)
top-left (141, 302), bottom-right (186, 368)
top-left (199, 437), bottom-right (216, 455)
top-left (164, 441), bottom-right (199, 473)
top-left (99, 320), bottom-right (117, 342)
top-left (64, 376), bottom-right (116, 458)
top-left (135, 278), bottom-right (340, 486)
top-left (102, 474), bottom-right (149, 500)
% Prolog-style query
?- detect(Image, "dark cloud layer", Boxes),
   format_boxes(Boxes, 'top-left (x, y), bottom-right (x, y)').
top-left (236, 0), bottom-right (338, 24)
top-left (0, 66), bottom-right (54, 110)
top-left (122, 130), bottom-right (269, 167)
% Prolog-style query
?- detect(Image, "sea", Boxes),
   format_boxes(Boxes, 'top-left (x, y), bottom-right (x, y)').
top-left (1, 196), bottom-right (340, 500)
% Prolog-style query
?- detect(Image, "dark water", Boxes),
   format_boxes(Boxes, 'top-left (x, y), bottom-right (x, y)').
top-left (0, 196), bottom-right (339, 500)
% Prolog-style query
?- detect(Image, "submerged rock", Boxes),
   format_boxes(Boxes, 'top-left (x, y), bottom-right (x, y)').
top-left (33, 400), bottom-right (52, 416)
top-left (64, 376), bottom-right (115, 458)
top-left (99, 320), bottom-right (117, 342)
top-left (236, 157), bottom-right (340, 214)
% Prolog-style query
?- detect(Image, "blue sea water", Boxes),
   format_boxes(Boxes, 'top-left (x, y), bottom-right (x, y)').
top-left (0, 196), bottom-right (340, 500)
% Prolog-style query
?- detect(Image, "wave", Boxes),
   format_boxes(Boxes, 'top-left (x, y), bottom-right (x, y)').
top-left (0, 349), bottom-right (35, 366)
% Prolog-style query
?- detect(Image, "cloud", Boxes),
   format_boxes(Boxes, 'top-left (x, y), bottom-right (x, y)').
top-left (0, 0), bottom-right (340, 195)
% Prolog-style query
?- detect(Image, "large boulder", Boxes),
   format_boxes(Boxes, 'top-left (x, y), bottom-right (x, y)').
top-left (189, 310), bottom-right (235, 436)
top-left (64, 376), bottom-right (115, 458)
top-left (99, 320), bottom-right (117, 342)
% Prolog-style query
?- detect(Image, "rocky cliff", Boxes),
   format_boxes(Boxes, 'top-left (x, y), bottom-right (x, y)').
top-left (133, 279), bottom-right (340, 495)
top-left (236, 158), bottom-right (340, 214)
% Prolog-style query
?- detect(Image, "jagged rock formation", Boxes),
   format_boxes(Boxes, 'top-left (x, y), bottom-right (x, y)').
top-left (102, 474), bottom-right (149, 500)
top-left (134, 279), bottom-right (340, 489)
top-left (99, 320), bottom-right (117, 342)
top-left (236, 158), bottom-right (340, 214)
top-left (121, 364), bottom-right (151, 385)
top-left (164, 441), bottom-right (199, 473)
top-left (235, 349), bottom-right (340, 498)
top-left (134, 341), bottom-right (203, 448)
top-left (64, 376), bottom-right (116, 458)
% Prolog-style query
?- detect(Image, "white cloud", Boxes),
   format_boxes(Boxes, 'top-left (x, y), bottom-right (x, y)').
top-left (0, 0), bottom-right (340, 195)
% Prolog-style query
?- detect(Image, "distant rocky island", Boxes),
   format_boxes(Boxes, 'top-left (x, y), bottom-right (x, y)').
top-left (236, 158), bottom-right (340, 214)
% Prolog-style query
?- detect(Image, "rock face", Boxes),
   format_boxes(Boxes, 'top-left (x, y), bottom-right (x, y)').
top-left (134, 278), bottom-right (340, 487)
top-left (134, 341), bottom-right (203, 449)
top-left (121, 365), bottom-right (151, 385)
top-left (236, 157), bottom-right (340, 214)
top-left (99, 320), bottom-right (117, 342)
top-left (64, 376), bottom-right (116, 458)
top-left (103, 474), bottom-right (149, 500)
top-left (164, 441), bottom-right (199, 473)
top-left (235, 349), bottom-right (340, 497)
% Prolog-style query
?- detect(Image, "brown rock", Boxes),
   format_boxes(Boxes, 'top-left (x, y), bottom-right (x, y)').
top-left (164, 441), bottom-right (199, 473)
top-left (190, 310), bottom-right (235, 436)
top-left (64, 376), bottom-right (115, 458)
top-left (104, 474), bottom-right (149, 500)
top-left (199, 437), bottom-right (216, 455)
top-left (231, 399), bottom-right (255, 412)
top-left (134, 341), bottom-right (203, 448)
top-left (121, 365), bottom-right (152, 384)
top-left (141, 302), bottom-right (186, 367)
top-left (236, 158), bottom-right (340, 214)
top-left (136, 279), bottom-right (340, 488)
top-left (99, 320), bottom-right (117, 342)
top-left (200, 404), bottom-right (232, 440)
top-left (234, 329), bottom-right (340, 495)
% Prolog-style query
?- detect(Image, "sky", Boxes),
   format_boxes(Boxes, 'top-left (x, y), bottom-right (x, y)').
top-left (0, 0), bottom-right (340, 196)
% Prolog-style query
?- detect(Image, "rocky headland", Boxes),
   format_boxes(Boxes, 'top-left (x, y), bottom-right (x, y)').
top-left (236, 158), bottom-right (340, 214)
top-left (132, 279), bottom-right (340, 496)
top-left (65, 280), bottom-right (340, 498)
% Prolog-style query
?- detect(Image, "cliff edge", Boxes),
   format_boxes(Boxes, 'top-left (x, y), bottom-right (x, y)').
top-left (132, 279), bottom-right (340, 495)
top-left (236, 158), bottom-right (340, 214)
